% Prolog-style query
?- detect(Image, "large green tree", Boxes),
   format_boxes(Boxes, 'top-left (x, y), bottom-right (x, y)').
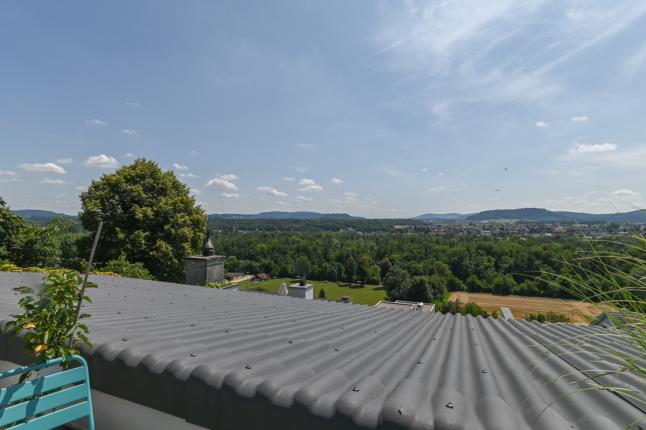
top-left (0, 197), bottom-right (26, 261)
top-left (79, 159), bottom-right (206, 281)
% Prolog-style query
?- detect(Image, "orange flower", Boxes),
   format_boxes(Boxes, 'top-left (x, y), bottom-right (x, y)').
top-left (23, 322), bottom-right (36, 330)
top-left (34, 344), bottom-right (48, 353)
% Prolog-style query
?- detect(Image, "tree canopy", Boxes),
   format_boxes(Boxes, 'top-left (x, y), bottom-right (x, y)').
top-left (79, 159), bottom-right (206, 281)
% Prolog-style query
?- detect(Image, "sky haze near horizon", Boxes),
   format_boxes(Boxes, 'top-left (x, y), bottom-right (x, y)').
top-left (1, 1), bottom-right (645, 217)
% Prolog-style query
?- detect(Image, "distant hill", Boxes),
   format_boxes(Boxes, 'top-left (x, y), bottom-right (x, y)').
top-left (415, 213), bottom-right (470, 221)
top-left (466, 208), bottom-right (646, 223)
top-left (208, 211), bottom-right (362, 220)
top-left (13, 209), bottom-right (77, 225)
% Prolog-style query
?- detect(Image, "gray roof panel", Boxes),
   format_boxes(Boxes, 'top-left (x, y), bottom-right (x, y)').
top-left (0, 272), bottom-right (643, 430)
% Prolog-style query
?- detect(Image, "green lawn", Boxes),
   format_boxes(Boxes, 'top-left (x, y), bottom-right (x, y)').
top-left (236, 278), bottom-right (386, 305)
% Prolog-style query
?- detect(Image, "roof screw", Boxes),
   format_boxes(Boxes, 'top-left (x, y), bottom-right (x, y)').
top-left (117, 311), bottom-right (121, 314)
top-left (244, 364), bottom-right (252, 370)
top-left (352, 386), bottom-right (360, 392)
top-left (397, 409), bottom-right (403, 416)
top-left (445, 402), bottom-right (454, 409)
top-left (417, 360), bottom-right (423, 364)
top-left (334, 346), bottom-right (341, 351)
top-left (481, 369), bottom-right (488, 374)
top-left (288, 340), bottom-right (293, 344)
top-left (374, 330), bottom-right (378, 333)
top-left (190, 353), bottom-right (197, 357)
top-left (121, 337), bottom-right (128, 341)
top-left (340, 326), bottom-right (344, 329)
top-left (190, 323), bottom-right (195, 327)
top-left (224, 329), bottom-right (230, 333)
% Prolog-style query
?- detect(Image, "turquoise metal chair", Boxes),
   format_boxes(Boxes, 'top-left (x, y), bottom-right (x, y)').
top-left (0, 355), bottom-right (95, 430)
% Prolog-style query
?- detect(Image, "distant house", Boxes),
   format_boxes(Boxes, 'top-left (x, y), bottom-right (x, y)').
top-left (253, 272), bottom-right (270, 282)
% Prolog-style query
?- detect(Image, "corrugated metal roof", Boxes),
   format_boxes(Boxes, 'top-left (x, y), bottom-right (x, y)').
top-left (0, 272), bottom-right (644, 430)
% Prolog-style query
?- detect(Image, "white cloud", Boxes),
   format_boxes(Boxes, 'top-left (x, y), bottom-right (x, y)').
top-left (421, 167), bottom-right (429, 172)
top-left (125, 101), bottom-right (141, 107)
top-left (75, 186), bottom-right (87, 192)
top-left (376, 1), bottom-right (646, 110)
top-left (190, 150), bottom-right (199, 156)
top-left (343, 192), bottom-right (359, 203)
top-left (221, 193), bottom-right (239, 199)
top-left (283, 176), bottom-right (295, 182)
top-left (190, 188), bottom-right (201, 196)
top-left (298, 178), bottom-right (324, 192)
top-left (19, 162), bottom-right (66, 174)
top-left (571, 115), bottom-right (589, 123)
top-left (55, 158), bottom-right (73, 165)
top-left (205, 174), bottom-right (239, 191)
top-left (41, 178), bottom-right (66, 185)
top-left (431, 186), bottom-right (447, 192)
top-left (173, 163), bottom-right (188, 170)
top-left (625, 43), bottom-right (646, 76)
top-left (295, 143), bottom-right (313, 150)
top-left (84, 154), bottom-right (119, 168)
top-left (85, 118), bottom-right (107, 126)
top-left (0, 170), bottom-right (17, 183)
top-left (179, 173), bottom-right (198, 179)
top-left (122, 129), bottom-right (139, 137)
top-left (125, 152), bottom-right (136, 158)
top-left (610, 189), bottom-right (643, 209)
top-left (295, 195), bottom-right (312, 203)
top-left (437, 172), bottom-right (445, 177)
top-left (295, 167), bottom-right (308, 173)
top-left (571, 142), bottom-right (617, 154)
top-left (610, 189), bottom-right (639, 198)
top-left (257, 186), bottom-right (288, 197)
top-left (535, 121), bottom-right (549, 128)
top-left (331, 177), bottom-right (344, 184)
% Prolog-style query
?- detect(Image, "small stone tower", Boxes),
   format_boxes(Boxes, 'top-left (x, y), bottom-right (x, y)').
top-left (183, 230), bottom-right (225, 286)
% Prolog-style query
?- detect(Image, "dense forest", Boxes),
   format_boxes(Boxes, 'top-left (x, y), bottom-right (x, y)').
top-left (212, 229), bottom-right (644, 302)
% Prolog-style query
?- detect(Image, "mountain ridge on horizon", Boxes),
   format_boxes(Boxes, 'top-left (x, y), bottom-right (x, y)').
top-left (11, 207), bottom-right (646, 223)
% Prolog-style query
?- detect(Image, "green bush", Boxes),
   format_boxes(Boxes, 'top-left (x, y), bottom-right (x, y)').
top-left (5, 271), bottom-right (95, 369)
top-left (527, 311), bottom-right (571, 323)
top-left (102, 255), bottom-right (154, 280)
top-left (438, 299), bottom-right (490, 317)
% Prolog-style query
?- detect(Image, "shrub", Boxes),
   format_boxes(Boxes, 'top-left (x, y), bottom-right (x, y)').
top-left (5, 271), bottom-right (95, 372)
top-left (318, 288), bottom-right (326, 299)
top-left (103, 255), bottom-right (154, 280)
top-left (527, 311), bottom-right (571, 323)
top-left (438, 299), bottom-right (490, 317)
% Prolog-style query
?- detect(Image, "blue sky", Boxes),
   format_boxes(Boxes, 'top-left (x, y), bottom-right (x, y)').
top-left (1, 1), bottom-right (645, 217)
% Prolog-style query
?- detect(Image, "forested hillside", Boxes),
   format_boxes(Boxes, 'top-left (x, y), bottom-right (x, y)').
top-left (212, 230), bottom-right (644, 301)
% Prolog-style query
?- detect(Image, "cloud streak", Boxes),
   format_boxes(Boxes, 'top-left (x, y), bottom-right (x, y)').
top-left (205, 174), bottom-right (239, 191)
top-left (257, 186), bottom-right (288, 197)
top-left (19, 162), bottom-right (66, 174)
top-left (84, 154), bottom-right (119, 168)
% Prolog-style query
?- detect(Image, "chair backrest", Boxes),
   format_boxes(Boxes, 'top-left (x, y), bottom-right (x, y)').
top-left (0, 355), bottom-right (94, 430)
